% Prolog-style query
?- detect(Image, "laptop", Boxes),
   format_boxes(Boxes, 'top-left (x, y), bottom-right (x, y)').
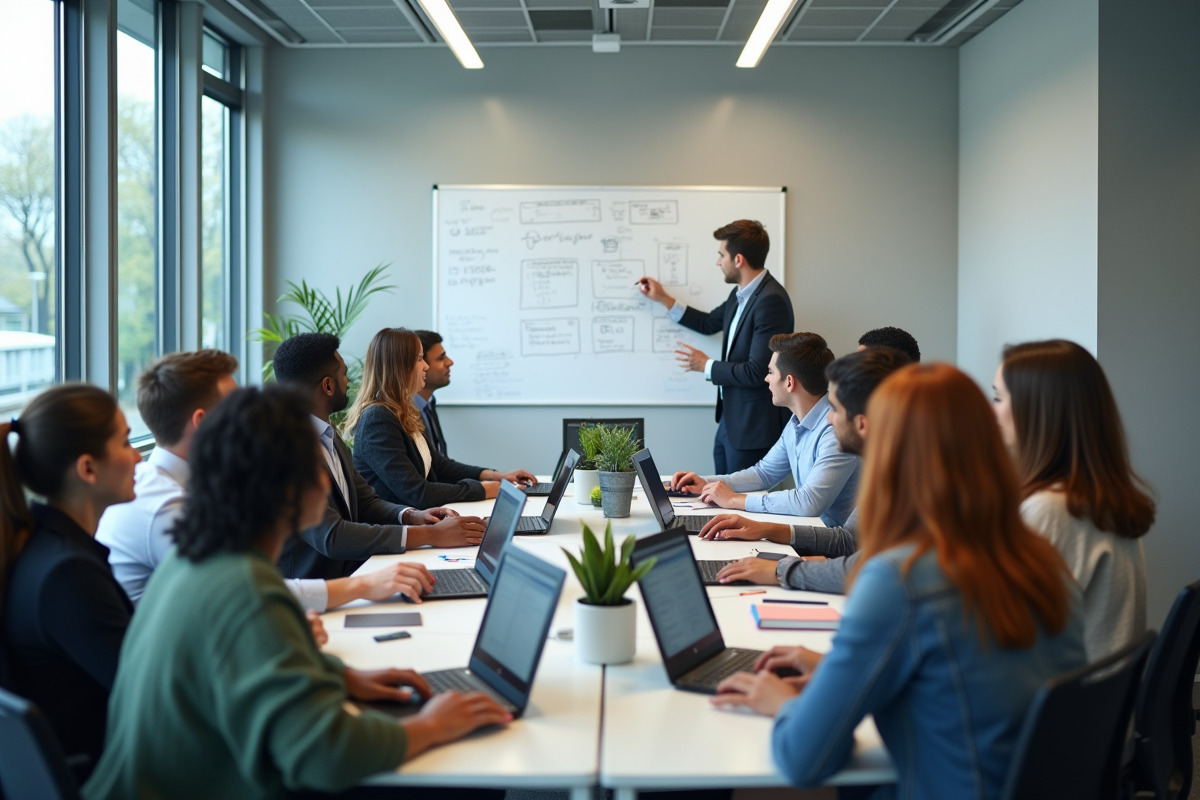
top-left (424, 480), bottom-right (526, 599)
top-left (632, 528), bottom-right (764, 695)
top-left (366, 547), bottom-right (566, 718)
top-left (516, 449), bottom-right (579, 534)
top-left (521, 450), bottom-right (567, 496)
top-left (633, 447), bottom-right (726, 533)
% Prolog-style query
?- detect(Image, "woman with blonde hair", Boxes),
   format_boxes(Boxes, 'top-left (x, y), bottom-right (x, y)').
top-left (710, 364), bottom-right (1085, 800)
top-left (1, 383), bottom-right (141, 775)
top-left (347, 328), bottom-right (533, 508)
top-left (993, 339), bottom-right (1155, 659)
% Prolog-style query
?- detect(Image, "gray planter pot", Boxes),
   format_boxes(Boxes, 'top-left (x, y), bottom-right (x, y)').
top-left (598, 470), bottom-right (637, 517)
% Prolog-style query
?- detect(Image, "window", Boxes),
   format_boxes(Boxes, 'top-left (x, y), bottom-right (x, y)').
top-left (0, 0), bottom-right (59, 417)
top-left (116, 0), bottom-right (160, 437)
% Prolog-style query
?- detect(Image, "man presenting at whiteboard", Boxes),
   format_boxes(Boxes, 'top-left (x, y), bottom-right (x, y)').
top-left (638, 219), bottom-right (794, 473)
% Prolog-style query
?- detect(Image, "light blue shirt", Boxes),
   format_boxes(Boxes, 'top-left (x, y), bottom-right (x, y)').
top-left (706, 394), bottom-right (860, 526)
top-left (668, 270), bottom-right (767, 382)
top-left (96, 447), bottom-right (330, 611)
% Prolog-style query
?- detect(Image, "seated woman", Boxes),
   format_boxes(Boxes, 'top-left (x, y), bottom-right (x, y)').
top-left (993, 339), bottom-right (1155, 660)
top-left (710, 364), bottom-right (1086, 800)
top-left (84, 386), bottom-right (511, 799)
top-left (1, 384), bottom-right (140, 775)
top-left (348, 328), bottom-right (533, 508)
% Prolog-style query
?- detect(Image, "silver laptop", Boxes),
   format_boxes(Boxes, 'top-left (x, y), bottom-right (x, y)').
top-left (516, 449), bottom-right (579, 534)
top-left (632, 529), bottom-right (763, 694)
top-left (424, 480), bottom-right (526, 599)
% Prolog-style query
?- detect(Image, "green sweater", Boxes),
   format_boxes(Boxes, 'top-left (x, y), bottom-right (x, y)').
top-left (84, 549), bottom-right (408, 799)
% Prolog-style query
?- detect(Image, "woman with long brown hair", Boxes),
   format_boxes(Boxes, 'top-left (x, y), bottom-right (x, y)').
top-left (993, 339), bottom-right (1155, 659)
top-left (347, 328), bottom-right (533, 508)
top-left (710, 364), bottom-right (1085, 799)
top-left (1, 383), bottom-right (140, 775)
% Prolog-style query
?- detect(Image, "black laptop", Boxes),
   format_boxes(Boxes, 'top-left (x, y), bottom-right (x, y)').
top-left (632, 528), bottom-right (764, 694)
top-left (521, 450), bottom-right (567, 496)
top-left (516, 449), bottom-right (579, 534)
top-left (424, 480), bottom-right (525, 599)
top-left (365, 547), bottom-right (565, 718)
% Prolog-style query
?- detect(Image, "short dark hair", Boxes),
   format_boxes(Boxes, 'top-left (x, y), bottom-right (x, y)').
top-left (825, 347), bottom-right (912, 419)
top-left (413, 330), bottom-right (443, 354)
top-left (858, 327), bottom-right (921, 363)
top-left (713, 220), bottom-right (769, 270)
top-left (769, 332), bottom-right (834, 396)
top-left (271, 332), bottom-right (341, 388)
top-left (137, 350), bottom-right (239, 446)
top-left (171, 385), bottom-right (322, 562)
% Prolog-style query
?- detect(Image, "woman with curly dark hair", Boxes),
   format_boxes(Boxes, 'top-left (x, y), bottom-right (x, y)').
top-left (85, 385), bottom-right (511, 800)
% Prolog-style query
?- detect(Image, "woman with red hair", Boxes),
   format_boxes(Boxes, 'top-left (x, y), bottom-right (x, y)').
top-left (993, 339), bottom-right (1155, 659)
top-left (711, 363), bottom-right (1086, 800)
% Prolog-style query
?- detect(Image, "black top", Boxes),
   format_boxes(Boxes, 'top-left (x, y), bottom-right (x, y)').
top-left (1, 503), bottom-right (133, 772)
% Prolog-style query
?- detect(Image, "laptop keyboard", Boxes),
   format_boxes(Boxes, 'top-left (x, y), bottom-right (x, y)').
top-left (522, 482), bottom-right (555, 495)
top-left (674, 514), bottom-right (713, 532)
top-left (695, 560), bottom-right (735, 584)
top-left (680, 648), bottom-right (763, 691)
top-left (424, 668), bottom-right (518, 714)
top-left (516, 515), bottom-right (548, 533)
top-left (426, 568), bottom-right (487, 596)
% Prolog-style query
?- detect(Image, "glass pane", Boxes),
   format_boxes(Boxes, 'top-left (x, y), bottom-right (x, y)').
top-left (0, 0), bottom-right (59, 417)
top-left (202, 31), bottom-right (227, 79)
top-left (201, 95), bottom-right (228, 351)
top-left (116, 17), bottom-right (158, 439)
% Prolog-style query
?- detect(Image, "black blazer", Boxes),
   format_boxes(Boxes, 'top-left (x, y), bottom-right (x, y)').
top-left (353, 403), bottom-right (489, 508)
top-left (1, 503), bottom-right (132, 773)
top-left (277, 426), bottom-right (411, 581)
top-left (679, 270), bottom-right (794, 451)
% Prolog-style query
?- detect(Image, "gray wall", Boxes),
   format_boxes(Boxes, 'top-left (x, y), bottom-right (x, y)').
top-left (1096, 0), bottom-right (1200, 627)
top-left (263, 45), bottom-right (959, 473)
top-left (957, 0), bottom-right (1098, 386)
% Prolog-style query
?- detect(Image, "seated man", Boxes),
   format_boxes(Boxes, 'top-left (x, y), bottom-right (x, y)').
top-left (272, 332), bottom-right (485, 581)
top-left (703, 341), bottom-right (915, 591)
top-left (672, 332), bottom-right (859, 527)
top-left (97, 350), bottom-right (436, 611)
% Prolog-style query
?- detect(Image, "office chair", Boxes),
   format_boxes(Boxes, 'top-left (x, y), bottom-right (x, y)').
top-left (0, 686), bottom-right (82, 800)
top-left (1000, 631), bottom-right (1156, 800)
top-left (1126, 580), bottom-right (1200, 800)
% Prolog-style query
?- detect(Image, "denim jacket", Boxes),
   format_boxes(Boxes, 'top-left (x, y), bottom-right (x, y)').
top-left (772, 544), bottom-right (1086, 799)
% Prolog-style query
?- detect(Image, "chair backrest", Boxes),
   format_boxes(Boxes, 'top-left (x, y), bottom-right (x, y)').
top-left (1129, 580), bottom-right (1200, 800)
top-left (562, 418), bottom-right (645, 464)
top-left (1000, 631), bottom-right (1156, 800)
top-left (0, 686), bottom-right (81, 800)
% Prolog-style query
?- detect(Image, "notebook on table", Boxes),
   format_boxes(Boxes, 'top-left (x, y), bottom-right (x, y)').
top-left (365, 546), bottom-right (565, 718)
top-left (631, 528), bottom-right (764, 694)
top-left (424, 480), bottom-right (526, 599)
top-left (516, 449), bottom-right (579, 534)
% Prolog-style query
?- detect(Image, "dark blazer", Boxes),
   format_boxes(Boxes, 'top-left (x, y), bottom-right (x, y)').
top-left (277, 427), bottom-right (412, 581)
top-left (678, 270), bottom-right (794, 451)
top-left (1, 503), bottom-right (133, 773)
top-left (354, 404), bottom-right (489, 508)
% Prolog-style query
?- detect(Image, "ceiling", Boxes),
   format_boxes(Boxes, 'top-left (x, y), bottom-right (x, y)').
top-left (231, 0), bottom-right (1025, 50)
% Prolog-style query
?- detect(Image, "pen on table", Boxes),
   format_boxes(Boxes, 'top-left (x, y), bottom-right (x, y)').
top-left (738, 590), bottom-right (767, 596)
top-left (762, 598), bottom-right (829, 606)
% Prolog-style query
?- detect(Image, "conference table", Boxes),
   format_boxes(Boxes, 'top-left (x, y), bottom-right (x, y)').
top-left (321, 481), bottom-right (895, 799)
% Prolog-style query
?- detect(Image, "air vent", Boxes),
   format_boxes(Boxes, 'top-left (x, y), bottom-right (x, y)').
top-left (528, 9), bottom-right (594, 30)
top-left (655, 0), bottom-right (729, 7)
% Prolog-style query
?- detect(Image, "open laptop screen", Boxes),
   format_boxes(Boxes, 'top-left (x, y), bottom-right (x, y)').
top-left (632, 449), bottom-right (677, 530)
top-left (633, 529), bottom-right (724, 674)
top-left (469, 547), bottom-right (565, 708)
top-left (475, 481), bottom-right (526, 584)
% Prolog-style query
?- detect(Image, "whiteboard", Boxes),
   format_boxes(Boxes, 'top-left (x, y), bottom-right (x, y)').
top-left (433, 185), bottom-right (786, 406)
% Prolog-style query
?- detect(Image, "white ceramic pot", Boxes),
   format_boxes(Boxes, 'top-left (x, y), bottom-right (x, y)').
top-left (573, 468), bottom-right (600, 506)
top-left (574, 597), bottom-right (636, 665)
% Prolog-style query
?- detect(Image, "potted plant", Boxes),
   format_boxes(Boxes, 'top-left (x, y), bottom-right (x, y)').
top-left (594, 423), bottom-right (640, 518)
top-left (573, 422), bottom-right (604, 506)
top-left (562, 521), bottom-right (655, 665)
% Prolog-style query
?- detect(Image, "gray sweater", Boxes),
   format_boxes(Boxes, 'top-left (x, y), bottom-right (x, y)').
top-left (776, 507), bottom-right (858, 594)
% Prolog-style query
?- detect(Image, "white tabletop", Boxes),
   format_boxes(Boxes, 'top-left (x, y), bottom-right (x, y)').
top-left (322, 476), bottom-right (893, 798)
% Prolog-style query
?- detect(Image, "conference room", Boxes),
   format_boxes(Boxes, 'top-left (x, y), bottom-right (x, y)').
top-left (1, 0), bottom-right (1198, 797)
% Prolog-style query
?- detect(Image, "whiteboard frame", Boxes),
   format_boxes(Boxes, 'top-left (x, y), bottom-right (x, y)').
top-left (431, 185), bottom-right (787, 406)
